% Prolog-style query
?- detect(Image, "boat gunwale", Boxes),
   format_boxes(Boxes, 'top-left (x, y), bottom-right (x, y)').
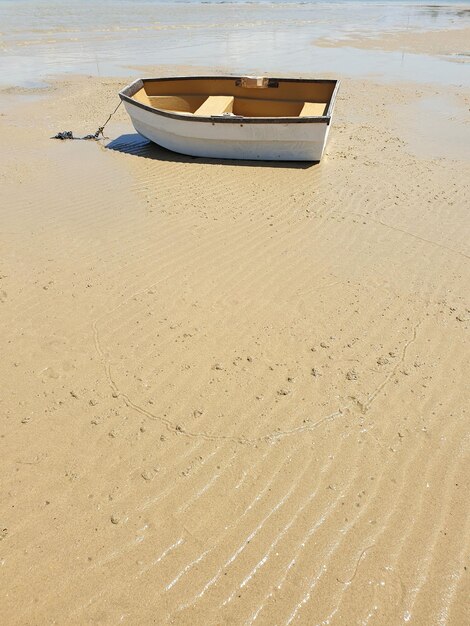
top-left (119, 76), bottom-right (340, 125)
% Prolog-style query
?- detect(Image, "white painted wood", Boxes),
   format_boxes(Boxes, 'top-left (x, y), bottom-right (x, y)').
top-left (123, 100), bottom-right (330, 161)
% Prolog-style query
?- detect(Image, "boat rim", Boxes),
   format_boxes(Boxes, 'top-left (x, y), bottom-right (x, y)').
top-left (119, 76), bottom-right (340, 125)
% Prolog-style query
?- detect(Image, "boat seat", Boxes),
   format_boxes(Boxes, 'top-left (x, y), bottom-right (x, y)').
top-left (299, 102), bottom-right (328, 117)
top-left (194, 95), bottom-right (234, 116)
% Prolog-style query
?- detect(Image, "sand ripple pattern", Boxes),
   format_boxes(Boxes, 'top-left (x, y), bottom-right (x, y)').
top-left (0, 78), bottom-right (469, 625)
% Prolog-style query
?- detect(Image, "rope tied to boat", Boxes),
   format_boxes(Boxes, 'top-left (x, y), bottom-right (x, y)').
top-left (52, 100), bottom-right (122, 141)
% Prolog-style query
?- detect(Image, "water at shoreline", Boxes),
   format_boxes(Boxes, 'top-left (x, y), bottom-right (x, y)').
top-left (1, 1), bottom-right (469, 87)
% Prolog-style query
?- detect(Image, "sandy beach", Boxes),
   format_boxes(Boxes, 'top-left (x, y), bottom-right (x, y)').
top-left (1, 1), bottom-right (469, 624)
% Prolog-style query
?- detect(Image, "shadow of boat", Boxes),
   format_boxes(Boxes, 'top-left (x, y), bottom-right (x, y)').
top-left (105, 134), bottom-right (317, 169)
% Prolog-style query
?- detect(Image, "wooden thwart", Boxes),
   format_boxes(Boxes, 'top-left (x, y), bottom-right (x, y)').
top-left (194, 95), bottom-right (234, 116)
top-left (299, 102), bottom-right (328, 117)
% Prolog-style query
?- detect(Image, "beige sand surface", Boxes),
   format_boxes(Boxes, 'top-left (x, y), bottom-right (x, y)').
top-left (1, 69), bottom-right (469, 625)
top-left (315, 26), bottom-right (470, 59)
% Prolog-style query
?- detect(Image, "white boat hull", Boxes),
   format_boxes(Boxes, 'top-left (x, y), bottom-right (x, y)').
top-left (123, 99), bottom-right (330, 161)
top-left (119, 76), bottom-right (339, 161)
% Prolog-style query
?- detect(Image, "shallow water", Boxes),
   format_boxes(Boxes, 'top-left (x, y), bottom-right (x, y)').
top-left (0, 1), bottom-right (469, 87)
top-left (394, 94), bottom-right (470, 161)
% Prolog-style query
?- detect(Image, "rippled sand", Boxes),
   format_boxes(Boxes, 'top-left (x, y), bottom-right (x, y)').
top-left (0, 68), bottom-right (469, 624)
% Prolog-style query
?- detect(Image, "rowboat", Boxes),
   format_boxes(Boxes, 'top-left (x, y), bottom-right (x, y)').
top-left (119, 76), bottom-right (339, 161)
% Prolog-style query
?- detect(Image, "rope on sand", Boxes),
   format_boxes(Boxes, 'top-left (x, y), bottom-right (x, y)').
top-left (51, 100), bottom-right (122, 141)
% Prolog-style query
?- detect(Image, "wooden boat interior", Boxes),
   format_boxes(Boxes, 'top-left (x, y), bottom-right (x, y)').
top-left (129, 77), bottom-right (338, 118)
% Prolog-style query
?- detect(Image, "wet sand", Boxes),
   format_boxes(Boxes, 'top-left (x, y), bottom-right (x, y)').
top-left (316, 25), bottom-right (470, 59)
top-left (1, 28), bottom-right (470, 626)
